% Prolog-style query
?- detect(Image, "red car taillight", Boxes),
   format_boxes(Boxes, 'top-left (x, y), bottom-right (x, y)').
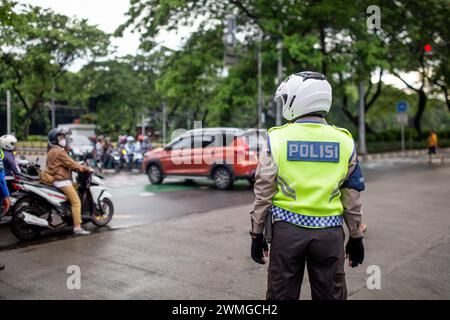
top-left (12, 182), bottom-right (23, 191)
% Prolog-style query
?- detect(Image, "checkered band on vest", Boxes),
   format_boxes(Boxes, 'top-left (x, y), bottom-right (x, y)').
top-left (270, 205), bottom-right (343, 228)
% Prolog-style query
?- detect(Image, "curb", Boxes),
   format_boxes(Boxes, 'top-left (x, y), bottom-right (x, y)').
top-left (360, 147), bottom-right (450, 161)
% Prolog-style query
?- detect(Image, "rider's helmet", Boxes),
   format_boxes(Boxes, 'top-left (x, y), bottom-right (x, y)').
top-left (274, 71), bottom-right (332, 121)
top-left (97, 135), bottom-right (105, 142)
top-left (48, 128), bottom-right (72, 147)
top-left (126, 136), bottom-right (135, 143)
top-left (0, 134), bottom-right (18, 151)
top-left (119, 135), bottom-right (127, 144)
top-left (89, 134), bottom-right (97, 143)
top-left (137, 134), bottom-right (144, 142)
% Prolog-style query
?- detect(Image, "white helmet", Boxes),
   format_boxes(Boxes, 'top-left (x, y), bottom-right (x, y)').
top-left (0, 134), bottom-right (17, 151)
top-left (126, 136), bottom-right (135, 142)
top-left (274, 71), bottom-right (332, 121)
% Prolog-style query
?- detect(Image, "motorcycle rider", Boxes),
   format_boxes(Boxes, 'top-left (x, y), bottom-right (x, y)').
top-left (117, 135), bottom-right (127, 149)
top-left (95, 135), bottom-right (105, 169)
top-left (102, 136), bottom-right (114, 168)
top-left (0, 134), bottom-right (20, 177)
top-left (125, 136), bottom-right (135, 171)
top-left (0, 144), bottom-right (11, 270)
top-left (46, 128), bottom-right (93, 236)
top-left (135, 134), bottom-right (144, 154)
top-left (141, 135), bottom-right (152, 153)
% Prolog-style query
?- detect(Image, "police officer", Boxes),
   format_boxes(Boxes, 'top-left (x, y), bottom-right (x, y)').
top-left (250, 71), bottom-right (365, 300)
top-left (0, 147), bottom-right (11, 270)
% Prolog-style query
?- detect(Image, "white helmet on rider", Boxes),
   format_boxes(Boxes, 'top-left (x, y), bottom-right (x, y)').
top-left (0, 134), bottom-right (18, 151)
top-left (274, 71), bottom-right (332, 121)
top-left (126, 136), bottom-right (135, 143)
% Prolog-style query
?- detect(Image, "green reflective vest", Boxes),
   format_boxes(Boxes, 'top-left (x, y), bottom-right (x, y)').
top-left (268, 121), bottom-right (354, 228)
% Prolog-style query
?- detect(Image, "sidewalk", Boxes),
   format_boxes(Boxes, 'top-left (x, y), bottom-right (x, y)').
top-left (1, 164), bottom-right (450, 299)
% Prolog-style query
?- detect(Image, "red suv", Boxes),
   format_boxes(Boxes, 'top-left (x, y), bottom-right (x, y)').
top-left (142, 128), bottom-right (258, 189)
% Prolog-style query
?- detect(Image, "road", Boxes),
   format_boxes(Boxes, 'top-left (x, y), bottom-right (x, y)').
top-left (0, 154), bottom-right (448, 250)
top-left (0, 154), bottom-right (449, 299)
top-left (0, 174), bottom-right (255, 250)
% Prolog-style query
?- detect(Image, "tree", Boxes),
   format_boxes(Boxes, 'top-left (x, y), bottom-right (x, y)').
top-left (119, 0), bottom-right (393, 131)
top-left (384, 0), bottom-right (449, 137)
top-left (0, 2), bottom-right (109, 138)
top-left (71, 53), bottom-right (164, 136)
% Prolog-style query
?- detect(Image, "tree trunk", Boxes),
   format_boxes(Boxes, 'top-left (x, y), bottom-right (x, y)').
top-left (22, 118), bottom-right (32, 139)
top-left (341, 94), bottom-right (375, 134)
top-left (413, 89), bottom-right (427, 139)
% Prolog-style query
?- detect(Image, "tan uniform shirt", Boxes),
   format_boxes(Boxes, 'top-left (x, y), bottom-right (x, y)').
top-left (250, 118), bottom-right (364, 238)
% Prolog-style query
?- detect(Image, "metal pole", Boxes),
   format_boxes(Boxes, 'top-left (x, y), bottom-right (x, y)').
top-left (162, 103), bottom-right (167, 145)
top-left (51, 82), bottom-right (56, 129)
top-left (187, 112), bottom-right (192, 130)
top-left (257, 34), bottom-right (263, 129)
top-left (276, 26), bottom-right (283, 126)
top-left (401, 122), bottom-right (405, 152)
top-left (6, 89), bottom-right (11, 134)
top-left (358, 81), bottom-right (367, 155)
top-left (141, 112), bottom-right (145, 136)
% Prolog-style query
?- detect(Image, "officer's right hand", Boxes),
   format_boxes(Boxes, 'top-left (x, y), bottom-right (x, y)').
top-left (251, 234), bottom-right (269, 264)
top-left (345, 237), bottom-right (364, 268)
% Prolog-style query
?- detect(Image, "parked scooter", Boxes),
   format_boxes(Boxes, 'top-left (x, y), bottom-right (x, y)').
top-left (10, 171), bottom-right (114, 241)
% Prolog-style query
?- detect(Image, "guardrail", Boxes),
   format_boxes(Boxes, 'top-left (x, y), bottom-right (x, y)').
top-left (16, 141), bottom-right (47, 155)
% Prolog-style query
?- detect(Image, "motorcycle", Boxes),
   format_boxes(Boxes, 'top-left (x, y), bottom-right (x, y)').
top-left (123, 149), bottom-right (144, 172)
top-left (10, 171), bottom-right (114, 241)
top-left (17, 156), bottom-right (41, 176)
top-left (133, 152), bottom-right (144, 173)
top-left (80, 152), bottom-right (102, 173)
top-left (101, 150), bottom-right (124, 173)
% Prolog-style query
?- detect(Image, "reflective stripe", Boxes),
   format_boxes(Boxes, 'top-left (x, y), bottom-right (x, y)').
top-left (270, 205), bottom-right (343, 228)
top-left (277, 181), bottom-right (296, 200)
top-left (294, 119), bottom-right (326, 124)
top-left (277, 175), bottom-right (296, 200)
top-left (277, 175), bottom-right (295, 194)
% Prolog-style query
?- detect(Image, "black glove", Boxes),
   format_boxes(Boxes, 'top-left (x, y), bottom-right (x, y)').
top-left (251, 234), bottom-right (268, 264)
top-left (345, 237), bottom-right (364, 268)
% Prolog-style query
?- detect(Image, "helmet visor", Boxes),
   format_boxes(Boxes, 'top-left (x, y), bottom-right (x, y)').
top-left (274, 93), bottom-right (288, 105)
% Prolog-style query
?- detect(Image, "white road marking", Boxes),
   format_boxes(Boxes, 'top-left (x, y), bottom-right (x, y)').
top-left (139, 192), bottom-right (155, 197)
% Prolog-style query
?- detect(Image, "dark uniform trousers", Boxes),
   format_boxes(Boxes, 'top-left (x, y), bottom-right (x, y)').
top-left (266, 221), bottom-right (347, 300)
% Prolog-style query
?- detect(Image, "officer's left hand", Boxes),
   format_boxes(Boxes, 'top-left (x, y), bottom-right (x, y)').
top-left (251, 234), bottom-right (269, 264)
top-left (345, 237), bottom-right (364, 268)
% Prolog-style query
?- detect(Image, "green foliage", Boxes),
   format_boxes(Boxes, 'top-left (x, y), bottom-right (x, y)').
top-left (1, 0), bottom-right (448, 150)
top-left (0, 2), bottom-right (109, 138)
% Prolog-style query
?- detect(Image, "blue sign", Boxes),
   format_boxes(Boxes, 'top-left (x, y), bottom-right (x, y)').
top-left (396, 101), bottom-right (408, 113)
top-left (287, 141), bottom-right (340, 163)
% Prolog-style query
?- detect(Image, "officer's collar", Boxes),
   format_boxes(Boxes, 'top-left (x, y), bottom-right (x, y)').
top-left (294, 117), bottom-right (328, 125)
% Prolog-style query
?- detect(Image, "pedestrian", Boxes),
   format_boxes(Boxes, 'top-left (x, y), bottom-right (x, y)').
top-left (428, 130), bottom-right (444, 164)
top-left (45, 128), bottom-right (93, 236)
top-left (250, 71), bottom-right (365, 300)
top-left (0, 144), bottom-right (11, 270)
